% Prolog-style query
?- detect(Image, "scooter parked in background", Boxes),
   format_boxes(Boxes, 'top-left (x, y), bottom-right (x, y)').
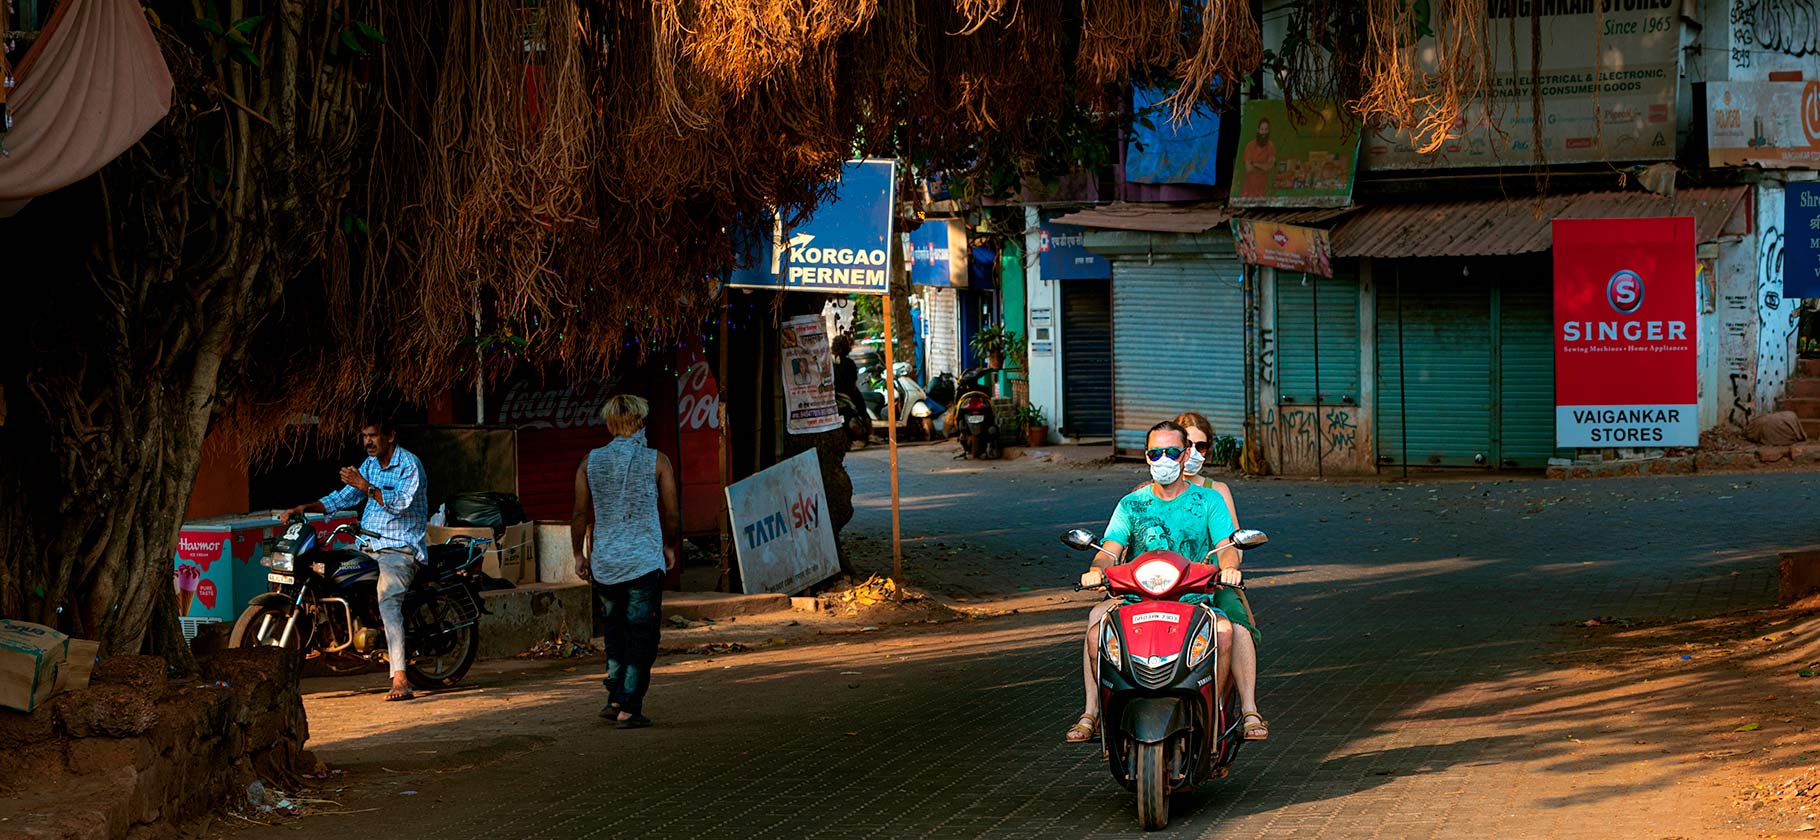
top-left (951, 365), bottom-right (999, 459)
top-left (860, 361), bottom-right (942, 440)
top-left (1063, 527), bottom-right (1270, 831)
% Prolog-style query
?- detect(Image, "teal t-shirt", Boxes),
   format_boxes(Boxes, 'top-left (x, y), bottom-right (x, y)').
top-left (1103, 483), bottom-right (1234, 564)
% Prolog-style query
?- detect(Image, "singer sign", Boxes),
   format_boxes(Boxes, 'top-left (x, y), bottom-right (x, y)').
top-left (1553, 217), bottom-right (1696, 448)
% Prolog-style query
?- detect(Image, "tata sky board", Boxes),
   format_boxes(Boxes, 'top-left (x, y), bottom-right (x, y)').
top-left (729, 159), bottom-right (896, 295)
top-left (1553, 217), bottom-right (1697, 448)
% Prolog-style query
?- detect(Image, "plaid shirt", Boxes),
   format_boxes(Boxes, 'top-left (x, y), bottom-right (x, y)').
top-left (320, 446), bottom-right (428, 562)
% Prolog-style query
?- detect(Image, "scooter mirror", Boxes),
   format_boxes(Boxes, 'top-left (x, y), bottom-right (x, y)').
top-left (1061, 529), bottom-right (1098, 550)
top-left (1229, 529), bottom-right (1269, 550)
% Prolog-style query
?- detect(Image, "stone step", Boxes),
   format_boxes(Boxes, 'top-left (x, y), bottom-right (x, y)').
top-left (1801, 358), bottom-right (1820, 379)
top-left (1788, 377), bottom-right (1820, 399)
top-left (1807, 418), bottom-right (1820, 440)
top-left (1782, 396), bottom-right (1820, 420)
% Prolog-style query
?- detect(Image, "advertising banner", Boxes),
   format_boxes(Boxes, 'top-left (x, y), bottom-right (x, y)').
top-left (1126, 85), bottom-right (1222, 186)
top-left (1553, 217), bottom-right (1697, 448)
top-left (1037, 213), bottom-right (1109, 280)
top-left (780, 314), bottom-right (840, 435)
top-left (1228, 100), bottom-right (1359, 208)
top-left (173, 513), bottom-right (355, 638)
top-left (1232, 219), bottom-right (1334, 277)
top-left (906, 220), bottom-right (968, 287)
top-left (1367, 1), bottom-right (1678, 169)
top-left (676, 344), bottom-right (725, 535)
top-left (726, 449), bottom-right (840, 595)
top-left (1791, 182), bottom-right (1820, 299)
top-left (1706, 82), bottom-right (1820, 169)
top-left (728, 159), bottom-right (897, 295)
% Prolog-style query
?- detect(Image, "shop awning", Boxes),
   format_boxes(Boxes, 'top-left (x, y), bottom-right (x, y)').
top-left (1051, 203), bottom-right (1230, 234)
top-left (1329, 186), bottom-right (1751, 259)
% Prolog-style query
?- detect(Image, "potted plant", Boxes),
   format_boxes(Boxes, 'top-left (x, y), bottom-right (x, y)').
top-left (970, 324), bottom-right (1014, 370)
top-left (1018, 404), bottom-right (1048, 448)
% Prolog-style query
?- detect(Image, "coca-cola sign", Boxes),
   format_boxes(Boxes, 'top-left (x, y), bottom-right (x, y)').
top-left (494, 378), bottom-right (619, 430)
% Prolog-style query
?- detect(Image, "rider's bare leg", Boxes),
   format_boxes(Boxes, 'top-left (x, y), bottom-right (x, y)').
top-left (1080, 601), bottom-right (1114, 716)
top-left (1232, 629), bottom-right (1259, 716)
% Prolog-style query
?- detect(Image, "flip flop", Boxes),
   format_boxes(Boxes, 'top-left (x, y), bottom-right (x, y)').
top-left (385, 686), bottom-right (415, 702)
top-left (616, 713), bottom-right (652, 729)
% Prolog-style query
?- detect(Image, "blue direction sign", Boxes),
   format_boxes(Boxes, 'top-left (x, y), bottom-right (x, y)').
top-left (729, 159), bottom-right (897, 295)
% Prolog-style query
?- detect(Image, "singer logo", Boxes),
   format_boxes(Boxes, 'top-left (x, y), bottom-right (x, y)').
top-left (1607, 270), bottom-right (1644, 314)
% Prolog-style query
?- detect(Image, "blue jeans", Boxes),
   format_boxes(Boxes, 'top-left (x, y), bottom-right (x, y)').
top-left (593, 570), bottom-right (664, 715)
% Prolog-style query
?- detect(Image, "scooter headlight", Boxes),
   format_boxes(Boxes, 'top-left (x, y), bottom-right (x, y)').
top-left (1188, 621), bottom-right (1213, 667)
top-left (1101, 623), bottom-right (1122, 668)
top-left (265, 552), bottom-right (294, 572)
top-left (1133, 559), bottom-right (1182, 596)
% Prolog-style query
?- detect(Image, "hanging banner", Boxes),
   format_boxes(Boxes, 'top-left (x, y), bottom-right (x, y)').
top-left (1366, 2), bottom-right (1677, 169)
top-left (1554, 217), bottom-right (1697, 448)
top-left (1228, 100), bottom-right (1359, 208)
top-left (906, 220), bottom-right (968, 287)
top-left (1232, 219), bottom-right (1334, 277)
top-left (728, 159), bottom-right (897, 295)
top-left (780, 314), bottom-right (841, 435)
top-left (1788, 183), bottom-right (1820, 299)
top-left (1705, 82), bottom-right (1820, 169)
top-left (726, 449), bottom-right (841, 595)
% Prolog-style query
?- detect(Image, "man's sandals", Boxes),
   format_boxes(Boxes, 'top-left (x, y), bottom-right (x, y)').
top-left (385, 685), bottom-right (414, 702)
top-left (1064, 713), bottom-right (1098, 743)
top-left (1241, 711), bottom-right (1269, 740)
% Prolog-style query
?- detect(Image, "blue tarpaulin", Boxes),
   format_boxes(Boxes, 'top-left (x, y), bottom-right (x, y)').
top-left (1125, 86), bottom-right (1222, 187)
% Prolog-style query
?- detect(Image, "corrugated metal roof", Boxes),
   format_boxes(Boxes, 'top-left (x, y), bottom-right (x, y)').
top-left (1330, 186), bottom-right (1750, 258)
top-left (1233, 206), bottom-right (1360, 225)
top-left (1051, 203), bottom-right (1230, 234)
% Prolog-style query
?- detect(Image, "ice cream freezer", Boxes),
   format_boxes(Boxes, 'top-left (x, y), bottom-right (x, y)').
top-left (173, 512), bottom-right (356, 639)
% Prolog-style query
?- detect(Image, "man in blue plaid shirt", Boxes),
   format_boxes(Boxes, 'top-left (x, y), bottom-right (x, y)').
top-left (281, 415), bottom-right (428, 701)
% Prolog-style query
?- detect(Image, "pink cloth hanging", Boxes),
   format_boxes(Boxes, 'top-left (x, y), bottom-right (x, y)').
top-left (0, 0), bottom-right (173, 214)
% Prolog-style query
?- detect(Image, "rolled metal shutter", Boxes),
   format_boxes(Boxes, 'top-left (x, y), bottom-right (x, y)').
top-left (1497, 274), bottom-right (1558, 467)
top-left (1060, 279), bottom-right (1114, 436)
top-left (1112, 252), bottom-right (1246, 454)
top-left (1275, 266), bottom-right (1362, 405)
top-left (1376, 270), bottom-right (1493, 466)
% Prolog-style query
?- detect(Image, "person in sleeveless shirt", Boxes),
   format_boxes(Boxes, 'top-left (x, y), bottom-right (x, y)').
top-left (571, 394), bottom-right (679, 728)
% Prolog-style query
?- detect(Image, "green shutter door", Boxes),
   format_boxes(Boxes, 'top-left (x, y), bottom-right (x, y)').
top-left (1376, 269), bottom-right (1494, 467)
top-left (1497, 271), bottom-right (1557, 467)
top-left (1111, 256), bottom-right (1246, 454)
top-left (1275, 267), bottom-right (1361, 405)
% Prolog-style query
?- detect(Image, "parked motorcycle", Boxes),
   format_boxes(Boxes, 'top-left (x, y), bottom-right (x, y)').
top-left (951, 365), bottom-right (999, 459)
top-left (1062, 526), bottom-right (1270, 831)
top-left (229, 515), bottom-right (486, 690)
top-left (860, 361), bottom-right (942, 440)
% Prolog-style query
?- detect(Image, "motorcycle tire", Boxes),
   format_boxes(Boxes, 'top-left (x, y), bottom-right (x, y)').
top-left (228, 603), bottom-right (312, 653)
top-left (403, 594), bottom-right (479, 690)
top-left (1134, 740), bottom-right (1170, 831)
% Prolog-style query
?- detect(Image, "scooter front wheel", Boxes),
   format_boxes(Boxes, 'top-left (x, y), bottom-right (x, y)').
top-left (1134, 740), bottom-right (1170, 830)
top-left (229, 603), bottom-right (311, 653)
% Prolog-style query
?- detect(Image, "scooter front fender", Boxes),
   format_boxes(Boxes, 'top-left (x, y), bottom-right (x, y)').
top-left (246, 592), bottom-right (294, 610)
top-left (1121, 696), bottom-right (1191, 744)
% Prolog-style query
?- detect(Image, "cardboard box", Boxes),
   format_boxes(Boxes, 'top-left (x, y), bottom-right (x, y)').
top-left (429, 522), bottom-right (536, 584)
top-left (0, 619), bottom-right (69, 713)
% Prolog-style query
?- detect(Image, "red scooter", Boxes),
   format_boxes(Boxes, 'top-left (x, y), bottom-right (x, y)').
top-left (1062, 527), bottom-right (1269, 831)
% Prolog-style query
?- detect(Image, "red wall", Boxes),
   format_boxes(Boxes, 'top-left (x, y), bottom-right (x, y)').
top-left (186, 426), bottom-right (250, 519)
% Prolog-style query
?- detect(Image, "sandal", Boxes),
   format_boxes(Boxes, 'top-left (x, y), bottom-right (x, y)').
top-left (1065, 713), bottom-right (1099, 743)
top-left (385, 686), bottom-right (415, 702)
top-left (1241, 711), bottom-right (1269, 741)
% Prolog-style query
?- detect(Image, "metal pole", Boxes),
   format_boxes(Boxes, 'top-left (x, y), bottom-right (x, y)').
top-left (1396, 263), bottom-right (1409, 481)
top-left (717, 292), bottom-right (733, 593)
top-left (1311, 273), bottom-right (1324, 478)
top-left (882, 289), bottom-right (904, 581)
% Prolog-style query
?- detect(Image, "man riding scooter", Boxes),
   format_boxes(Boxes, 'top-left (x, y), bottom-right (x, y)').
top-left (1066, 420), bottom-right (1267, 743)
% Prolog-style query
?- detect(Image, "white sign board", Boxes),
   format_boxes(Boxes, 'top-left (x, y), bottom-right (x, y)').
top-left (726, 449), bottom-right (841, 595)
top-left (781, 314), bottom-right (841, 435)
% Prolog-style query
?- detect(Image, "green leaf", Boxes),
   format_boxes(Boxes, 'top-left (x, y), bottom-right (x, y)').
top-left (231, 14), bottom-right (266, 34)
top-left (340, 30), bottom-right (366, 53)
top-left (232, 45), bottom-right (262, 68)
top-left (193, 17), bottom-right (225, 35)
top-left (353, 20), bottom-right (387, 44)
top-left (1734, 722), bottom-right (1761, 732)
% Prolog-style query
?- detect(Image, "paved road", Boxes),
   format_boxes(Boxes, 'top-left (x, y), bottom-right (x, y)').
top-left (253, 449), bottom-right (1819, 839)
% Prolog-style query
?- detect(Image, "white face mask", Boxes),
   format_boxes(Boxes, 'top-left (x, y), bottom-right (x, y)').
top-left (1149, 455), bottom-right (1183, 485)
top-left (1183, 446), bottom-right (1206, 476)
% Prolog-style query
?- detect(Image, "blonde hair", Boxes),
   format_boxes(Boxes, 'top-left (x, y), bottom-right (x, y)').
top-left (601, 394), bottom-right (650, 436)
top-left (1174, 411), bottom-right (1215, 442)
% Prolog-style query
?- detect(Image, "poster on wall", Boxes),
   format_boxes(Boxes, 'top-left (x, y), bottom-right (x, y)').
top-left (1706, 82), bottom-right (1820, 169)
top-left (781, 314), bottom-right (840, 435)
top-left (727, 159), bottom-right (897, 295)
top-left (1232, 219), bottom-right (1333, 277)
top-left (1366, 2), bottom-right (1678, 169)
top-left (726, 449), bottom-right (841, 595)
top-left (1788, 183), bottom-right (1820, 299)
top-left (1553, 217), bottom-right (1697, 448)
top-left (1228, 100), bottom-right (1359, 208)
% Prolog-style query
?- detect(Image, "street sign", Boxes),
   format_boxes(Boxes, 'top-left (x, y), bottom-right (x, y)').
top-left (1788, 182), bottom-right (1820, 299)
top-left (728, 159), bottom-right (897, 295)
top-left (1553, 217), bottom-right (1697, 448)
top-left (725, 449), bottom-right (841, 595)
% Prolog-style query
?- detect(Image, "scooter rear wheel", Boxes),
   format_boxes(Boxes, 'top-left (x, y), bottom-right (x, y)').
top-left (1134, 740), bottom-right (1170, 830)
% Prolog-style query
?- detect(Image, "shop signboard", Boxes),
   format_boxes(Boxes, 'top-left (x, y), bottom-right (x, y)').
top-left (676, 345), bottom-right (725, 534)
top-left (1228, 100), bottom-right (1359, 208)
top-left (1037, 213), bottom-right (1109, 280)
top-left (1706, 82), bottom-right (1820, 169)
top-left (906, 219), bottom-right (968, 287)
top-left (1366, 1), bottom-right (1678, 169)
top-left (1232, 219), bottom-right (1334, 277)
top-left (1553, 217), bottom-right (1697, 448)
top-left (725, 449), bottom-right (840, 595)
top-left (1790, 183), bottom-right (1820, 299)
top-left (728, 159), bottom-right (897, 295)
top-left (780, 314), bottom-right (841, 435)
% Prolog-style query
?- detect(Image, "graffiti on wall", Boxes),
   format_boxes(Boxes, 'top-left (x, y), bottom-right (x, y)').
top-left (1757, 224), bottom-right (1801, 414)
top-left (1731, 0), bottom-right (1820, 69)
top-left (1277, 405), bottom-right (1361, 469)
top-left (1258, 327), bottom-right (1276, 386)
